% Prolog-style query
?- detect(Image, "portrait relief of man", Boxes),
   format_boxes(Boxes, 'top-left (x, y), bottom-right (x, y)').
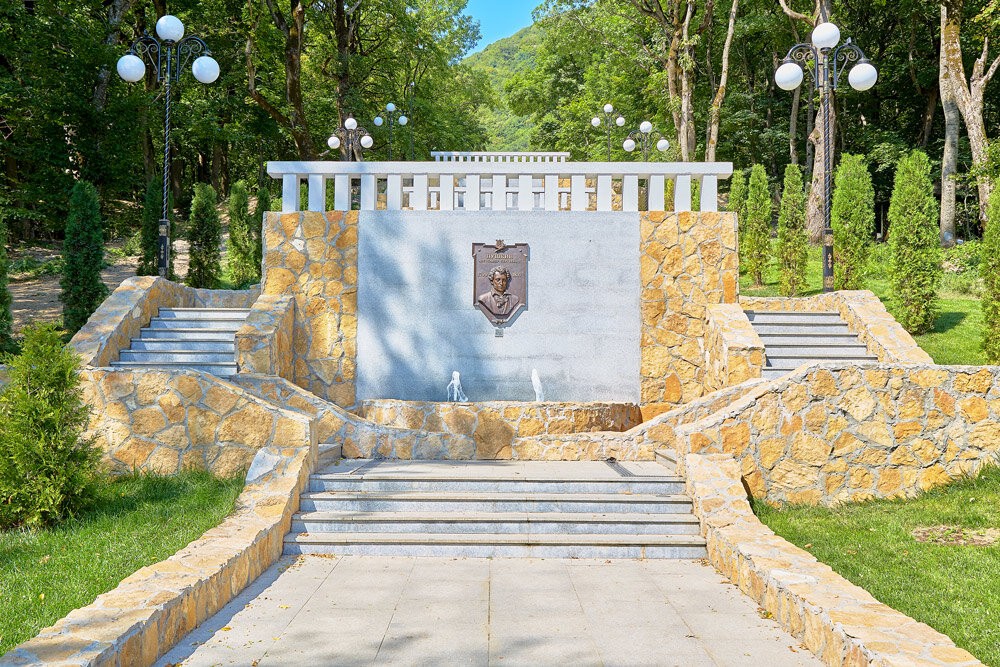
top-left (477, 266), bottom-right (520, 321)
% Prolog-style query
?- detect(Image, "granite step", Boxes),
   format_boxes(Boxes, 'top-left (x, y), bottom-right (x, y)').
top-left (128, 339), bottom-right (235, 352)
top-left (308, 474), bottom-right (687, 494)
top-left (138, 328), bottom-right (240, 341)
top-left (298, 491), bottom-right (694, 514)
top-left (108, 360), bottom-right (237, 376)
top-left (118, 350), bottom-right (234, 364)
top-left (763, 347), bottom-right (875, 359)
top-left (283, 531), bottom-right (708, 559)
top-left (291, 511), bottom-right (702, 535)
top-left (748, 323), bottom-right (852, 335)
top-left (157, 308), bottom-right (251, 320)
top-left (745, 311), bottom-right (843, 325)
top-left (146, 318), bottom-right (245, 331)
top-left (755, 333), bottom-right (862, 346)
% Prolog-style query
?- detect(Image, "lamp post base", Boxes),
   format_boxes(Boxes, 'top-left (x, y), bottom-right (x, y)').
top-left (158, 219), bottom-right (170, 279)
top-left (823, 228), bottom-right (834, 292)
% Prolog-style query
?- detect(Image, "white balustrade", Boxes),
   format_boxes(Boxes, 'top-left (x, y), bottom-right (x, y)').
top-left (267, 161), bottom-right (733, 214)
top-left (431, 151), bottom-right (569, 163)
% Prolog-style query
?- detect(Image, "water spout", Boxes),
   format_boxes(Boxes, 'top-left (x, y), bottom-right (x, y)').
top-left (446, 371), bottom-right (468, 402)
top-left (531, 368), bottom-right (545, 402)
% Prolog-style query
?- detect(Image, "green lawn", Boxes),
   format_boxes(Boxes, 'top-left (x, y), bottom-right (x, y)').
top-left (0, 471), bottom-right (243, 655)
top-left (740, 244), bottom-right (985, 366)
top-left (755, 467), bottom-right (1000, 664)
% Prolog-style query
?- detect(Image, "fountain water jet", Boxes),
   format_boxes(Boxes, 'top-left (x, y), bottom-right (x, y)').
top-left (446, 371), bottom-right (468, 402)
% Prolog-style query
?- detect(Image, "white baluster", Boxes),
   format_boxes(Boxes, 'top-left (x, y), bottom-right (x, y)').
top-left (700, 175), bottom-right (718, 212)
top-left (440, 174), bottom-right (455, 211)
top-left (282, 174), bottom-right (299, 213)
top-left (674, 174), bottom-right (692, 212)
top-left (360, 174), bottom-right (376, 210)
top-left (413, 173), bottom-right (428, 210)
top-left (649, 175), bottom-right (666, 212)
top-left (307, 174), bottom-right (325, 212)
top-left (597, 174), bottom-right (612, 211)
top-left (623, 175), bottom-right (639, 212)
top-left (492, 174), bottom-right (507, 211)
top-left (518, 174), bottom-right (533, 211)
top-left (467, 174), bottom-right (481, 211)
top-left (334, 174), bottom-right (350, 211)
top-left (544, 174), bottom-right (559, 211)
top-left (570, 175), bottom-right (586, 211)
top-left (387, 174), bottom-right (402, 210)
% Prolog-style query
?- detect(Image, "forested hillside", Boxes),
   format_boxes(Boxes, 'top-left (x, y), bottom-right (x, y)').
top-left (464, 25), bottom-right (542, 150)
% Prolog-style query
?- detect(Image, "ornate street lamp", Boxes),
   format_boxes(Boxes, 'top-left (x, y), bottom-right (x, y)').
top-left (591, 103), bottom-right (626, 161)
top-left (408, 81), bottom-right (416, 161)
top-left (373, 103), bottom-right (408, 160)
top-left (117, 14), bottom-right (219, 278)
top-left (327, 117), bottom-right (374, 161)
top-left (775, 22), bottom-right (877, 292)
top-left (622, 121), bottom-right (670, 161)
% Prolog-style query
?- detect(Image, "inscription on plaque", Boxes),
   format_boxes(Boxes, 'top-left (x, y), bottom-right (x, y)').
top-left (472, 240), bottom-right (528, 326)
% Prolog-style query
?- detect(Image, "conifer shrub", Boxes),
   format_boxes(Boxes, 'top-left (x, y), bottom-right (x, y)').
top-left (61, 181), bottom-right (109, 332)
top-left (832, 154), bottom-right (875, 290)
top-left (0, 208), bottom-right (13, 352)
top-left (776, 164), bottom-right (808, 296)
top-left (729, 169), bottom-right (747, 254)
top-left (186, 183), bottom-right (221, 289)
top-left (0, 324), bottom-right (100, 529)
top-left (227, 181), bottom-right (256, 288)
top-left (252, 187), bottom-right (270, 279)
top-left (887, 150), bottom-right (942, 334)
top-left (981, 187), bottom-right (1000, 363)
top-left (743, 164), bottom-right (772, 286)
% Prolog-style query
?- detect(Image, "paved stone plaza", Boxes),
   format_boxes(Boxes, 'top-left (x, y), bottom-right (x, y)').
top-left (155, 555), bottom-right (819, 666)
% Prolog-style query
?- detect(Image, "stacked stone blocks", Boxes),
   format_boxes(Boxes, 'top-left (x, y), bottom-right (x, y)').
top-left (704, 303), bottom-right (765, 392)
top-left (235, 293), bottom-right (295, 378)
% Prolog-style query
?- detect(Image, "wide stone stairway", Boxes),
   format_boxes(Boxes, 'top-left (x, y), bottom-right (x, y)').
top-left (746, 310), bottom-right (878, 379)
top-left (284, 460), bottom-right (707, 559)
top-left (109, 307), bottom-right (249, 377)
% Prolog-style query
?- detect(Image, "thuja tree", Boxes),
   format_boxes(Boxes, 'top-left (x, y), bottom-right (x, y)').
top-left (982, 187), bottom-right (1000, 362)
top-left (887, 151), bottom-right (942, 334)
top-left (227, 181), bottom-right (256, 288)
top-left (743, 164), bottom-right (772, 286)
top-left (0, 212), bottom-right (12, 353)
top-left (137, 178), bottom-right (176, 279)
top-left (729, 169), bottom-right (747, 253)
top-left (0, 324), bottom-right (100, 529)
top-left (187, 183), bottom-right (221, 289)
top-left (776, 164), bottom-right (808, 296)
top-left (61, 181), bottom-right (109, 332)
top-left (832, 154), bottom-right (875, 290)
top-left (252, 187), bottom-right (270, 279)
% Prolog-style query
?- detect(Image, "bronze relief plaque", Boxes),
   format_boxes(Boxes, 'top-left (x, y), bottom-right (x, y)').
top-left (472, 240), bottom-right (528, 326)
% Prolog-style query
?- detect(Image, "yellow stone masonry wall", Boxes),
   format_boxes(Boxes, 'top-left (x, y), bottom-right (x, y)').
top-left (82, 369), bottom-right (316, 476)
top-left (640, 211), bottom-right (738, 417)
top-left (357, 400), bottom-right (643, 460)
top-left (704, 303), bottom-right (765, 392)
top-left (673, 363), bottom-right (1000, 505)
top-left (262, 211), bottom-right (358, 407)
top-left (236, 294), bottom-right (295, 378)
top-left (685, 452), bottom-right (981, 666)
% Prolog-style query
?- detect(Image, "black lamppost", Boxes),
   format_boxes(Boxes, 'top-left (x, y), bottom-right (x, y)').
top-left (622, 121), bottom-right (670, 161)
top-left (117, 14), bottom-right (219, 279)
top-left (775, 22), bottom-right (877, 293)
top-left (373, 103), bottom-right (408, 160)
top-left (591, 104), bottom-right (625, 161)
top-left (408, 81), bottom-right (415, 161)
top-left (327, 117), bottom-right (374, 161)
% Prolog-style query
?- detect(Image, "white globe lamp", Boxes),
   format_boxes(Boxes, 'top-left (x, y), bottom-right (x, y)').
top-left (603, 103), bottom-right (613, 113)
top-left (848, 62), bottom-right (878, 91)
top-left (811, 22), bottom-right (840, 50)
top-left (775, 62), bottom-right (804, 91)
top-left (191, 55), bottom-right (219, 84)
top-left (639, 121), bottom-right (653, 134)
top-left (616, 116), bottom-right (625, 127)
top-left (399, 115), bottom-right (408, 126)
top-left (327, 135), bottom-right (341, 150)
top-left (656, 138), bottom-right (670, 152)
top-left (591, 116), bottom-right (601, 127)
top-left (360, 134), bottom-right (374, 149)
top-left (116, 54), bottom-right (145, 82)
top-left (344, 117), bottom-right (358, 130)
top-left (623, 138), bottom-right (636, 152)
top-left (155, 15), bottom-right (185, 42)
top-left (374, 116), bottom-right (384, 127)
top-left (387, 102), bottom-right (396, 112)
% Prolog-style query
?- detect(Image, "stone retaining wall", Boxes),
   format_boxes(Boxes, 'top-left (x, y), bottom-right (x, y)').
top-left (69, 276), bottom-right (259, 368)
top-left (741, 291), bottom-right (931, 365)
top-left (685, 452), bottom-right (981, 666)
top-left (674, 363), bottom-right (1000, 505)
top-left (82, 369), bottom-right (316, 476)
top-left (357, 400), bottom-right (642, 459)
top-left (639, 211), bottom-right (739, 417)
top-left (704, 303), bottom-right (764, 392)
top-left (236, 294), bottom-right (295, 379)
top-left (0, 442), bottom-right (315, 667)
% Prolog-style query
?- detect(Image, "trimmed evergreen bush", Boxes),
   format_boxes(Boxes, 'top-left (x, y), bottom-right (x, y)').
top-left (0, 323), bottom-right (100, 529)
top-left (61, 181), bottom-right (109, 332)
top-left (137, 178), bottom-right (176, 279)
top-left (887, 150), bottom-right (942, 334)
top-left (0, 209), bottom-right (12, 352)
top-left (186, 183), bottom-right (221, 289)
top-left (832, 154), bottom-right (875, 290)
top-left (743, 164), bottom-right (772, 286)
top-left (729, 169), bottom-right (747, 255)
top-left (776, 164), bottom-right (808, 296)
top-left (252, 187), bottom-right (270, 280)
top-left (227, 181), bottom-right (256, 288)
top-left (982, 187), bottom-right (1000, 363)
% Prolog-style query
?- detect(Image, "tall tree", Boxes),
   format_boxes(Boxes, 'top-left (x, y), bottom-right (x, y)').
top-left (187, 183), bottom-right (222, 289)
top-left (940, 3), bottom-right (961, 244)
top-left (777, 163), bottom-right (808, 296)
top-left (831, 154), bottom-right (875, 290)
top-left (61, 181), bottom-right (109, 333)
top-left (744, 164), bottom-right (772, 286)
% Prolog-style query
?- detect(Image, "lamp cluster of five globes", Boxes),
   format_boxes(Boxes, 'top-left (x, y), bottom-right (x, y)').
top-left (591, 104), bottom-right (670, 155)
top-left (774, 22), bottom-right (878, 92)
top-left (115, 16), bottom-right (220, 85)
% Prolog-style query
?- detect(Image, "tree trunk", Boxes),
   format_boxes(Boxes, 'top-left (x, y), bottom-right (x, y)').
top-left (806, 91), bottom-right (835, 242)
top-left (705, 0), bottom-right (738, 163)
top-left (789, 84), bottom-right (800, 165)
top-left (940, 4), bottom-right (960, 244)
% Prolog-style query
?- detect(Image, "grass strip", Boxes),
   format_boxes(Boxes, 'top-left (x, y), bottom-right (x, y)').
top-left (755, 466), bottom-right (1000, 664)
top-left (0, 471), bottom-right (243, 655)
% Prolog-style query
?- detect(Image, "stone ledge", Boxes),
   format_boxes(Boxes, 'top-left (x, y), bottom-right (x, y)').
top-left (685, 452), bottom-right (982, 667)
top-left (236, 293), bottom-right (295, 378)
top-left (705, 303), bottom-right (764, 392)
top-left (0, 442), bottom-right (314, 667)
